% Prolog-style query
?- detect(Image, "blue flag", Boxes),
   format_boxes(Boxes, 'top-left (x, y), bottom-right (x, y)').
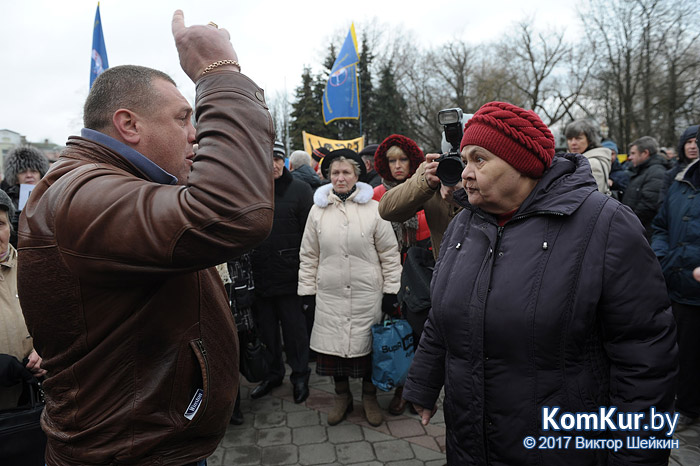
top-left (90, 3), bottom-right (109, 89)
top-left (322, 24), bottom-right (360, 124)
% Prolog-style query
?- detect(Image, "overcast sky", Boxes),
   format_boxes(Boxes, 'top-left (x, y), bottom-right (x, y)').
top-left (0, 0), bottom-right (582, 145)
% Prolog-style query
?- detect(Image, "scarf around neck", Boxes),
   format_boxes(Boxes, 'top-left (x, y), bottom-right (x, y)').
top-left (333, 185), bottom-right (357, 202)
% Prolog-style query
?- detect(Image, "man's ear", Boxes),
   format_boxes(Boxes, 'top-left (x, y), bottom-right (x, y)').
top-left (112, 109), bottom-right (141, 145)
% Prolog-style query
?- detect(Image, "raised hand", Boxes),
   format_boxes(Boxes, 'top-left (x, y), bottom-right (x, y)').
top-left (171, 10), bottom-right (239, 82)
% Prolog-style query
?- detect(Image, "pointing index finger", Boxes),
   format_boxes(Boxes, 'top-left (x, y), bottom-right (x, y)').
top-left (172, 9), bottom-right (185, 35)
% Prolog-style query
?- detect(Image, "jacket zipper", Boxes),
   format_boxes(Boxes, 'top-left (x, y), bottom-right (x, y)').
top-left (189, 338), bottom-right (210, 424)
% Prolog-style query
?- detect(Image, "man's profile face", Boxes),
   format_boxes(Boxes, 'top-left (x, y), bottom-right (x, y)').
top-left (137, 78), bottom-right (196, 184)
top-left (627, 145), bottom-right (648, 168)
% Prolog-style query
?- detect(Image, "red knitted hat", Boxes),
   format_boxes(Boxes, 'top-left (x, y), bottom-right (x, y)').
top-left (374, 134), bottom-right (425, 182)
top-left (459, 102), bottom-right (555, 178)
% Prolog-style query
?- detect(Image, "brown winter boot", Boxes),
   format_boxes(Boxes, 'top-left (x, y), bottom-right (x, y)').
top-left (388, 386), bottom-right (407, 415)
top-left (362, 380), bottom-right (383, 427)
top-left (328, 379), bottom-right (353, 426)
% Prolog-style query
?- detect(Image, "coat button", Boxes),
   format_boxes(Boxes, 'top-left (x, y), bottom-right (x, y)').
top-left (255, 91), bottom-right (264, 102)
top-left (682, 216), bottom-right (690, 221)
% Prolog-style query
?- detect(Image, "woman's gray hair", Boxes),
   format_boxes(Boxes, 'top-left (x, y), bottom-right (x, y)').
top-left (328, 156), bottom-right (361, 177)
top-left (564, 119), bottom-right (601, 150)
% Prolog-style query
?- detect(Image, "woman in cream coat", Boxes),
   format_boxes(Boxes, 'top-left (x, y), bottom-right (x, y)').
top-left (298, 151), bottom-right (401, 427)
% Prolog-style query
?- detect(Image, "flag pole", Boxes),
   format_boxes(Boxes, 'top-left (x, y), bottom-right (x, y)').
top-left (358, 70), bottom-right (363, 139)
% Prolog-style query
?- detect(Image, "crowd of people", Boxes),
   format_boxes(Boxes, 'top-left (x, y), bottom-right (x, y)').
top-left (0, 9), bottom-right (698, 466)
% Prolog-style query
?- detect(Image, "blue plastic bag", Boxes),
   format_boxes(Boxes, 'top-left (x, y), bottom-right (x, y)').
top-left (371, 319), bottom-right (414, 391)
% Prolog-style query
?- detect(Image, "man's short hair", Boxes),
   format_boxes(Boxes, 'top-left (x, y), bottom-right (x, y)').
top-left (84, 65), bottom-right (176, 131)
top-left (629, 136), bottom-right (659, 155)
top-left (564, 119), bottom-right (601, 149)
top-left (289, 150), bottom-right (311, 169)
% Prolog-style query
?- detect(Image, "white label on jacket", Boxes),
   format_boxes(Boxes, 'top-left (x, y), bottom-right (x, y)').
top-left (184, 389), bottom-right (203, 420)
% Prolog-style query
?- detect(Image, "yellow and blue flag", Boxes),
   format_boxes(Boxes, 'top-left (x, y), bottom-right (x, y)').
top-left (90, 3), bottom-right (109, 89)
top-left (322, 24), bottom-right (360, 124)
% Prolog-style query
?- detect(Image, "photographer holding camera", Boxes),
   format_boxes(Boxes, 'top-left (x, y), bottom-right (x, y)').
top-left (377, 108), bottom-right (466, 259)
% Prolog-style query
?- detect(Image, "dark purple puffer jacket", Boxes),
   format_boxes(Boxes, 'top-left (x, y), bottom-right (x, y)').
top-left (403, 154), bottom-right (678, 466)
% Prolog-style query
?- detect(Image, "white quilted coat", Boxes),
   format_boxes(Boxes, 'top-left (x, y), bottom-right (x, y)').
top-left (298, 182), bottom-right (401, 358)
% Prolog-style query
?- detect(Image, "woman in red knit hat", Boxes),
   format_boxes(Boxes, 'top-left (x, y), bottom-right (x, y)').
top-left (402, 101), bottom-right (678, 465)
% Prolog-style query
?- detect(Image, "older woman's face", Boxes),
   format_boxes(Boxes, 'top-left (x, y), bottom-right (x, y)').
top-left (17, 169), bottom-right (41, 185)
top-left (386, 148), bottom-right (410, 181)
top-left (0, 211), bottom-right (10, 256)
top-left (567, 133), bottom-right (589, 155)
top-left (330, 161), bottom-right (358, 194)
top-left (461, 145), bottom-right (537, 215)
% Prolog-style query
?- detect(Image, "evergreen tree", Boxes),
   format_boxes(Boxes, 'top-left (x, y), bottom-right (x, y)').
top-left (289, 67), bottom-right (328, 149)
top-left (358, 34), bottom-right (377, 143)
top-left (373, 62), bottom-right (411, 140)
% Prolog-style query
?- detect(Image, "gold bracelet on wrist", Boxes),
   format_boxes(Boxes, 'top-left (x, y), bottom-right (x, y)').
top-left (201, 59), bottom-right (241, 77)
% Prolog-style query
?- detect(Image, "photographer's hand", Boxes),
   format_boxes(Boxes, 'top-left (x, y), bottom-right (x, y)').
top-left (440, 182), bottom-right (463, 204)
top-left (424, 153), bottom-right (441, 189)
top-left (171, 10), bottom-right (240, 83)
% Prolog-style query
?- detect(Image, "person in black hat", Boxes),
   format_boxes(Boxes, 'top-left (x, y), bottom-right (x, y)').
top-left (298, 151), bottom-right (400, 427)
top-left (319, 148), bottom-right (367, 182)
top-left (249, 142), bottom-right (314, 403)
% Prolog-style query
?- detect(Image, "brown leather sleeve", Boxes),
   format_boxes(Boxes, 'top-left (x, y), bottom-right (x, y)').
top-left (47, 71), bottom-right (274, 279)
top-left (378, 162), bottom-right (438, 222)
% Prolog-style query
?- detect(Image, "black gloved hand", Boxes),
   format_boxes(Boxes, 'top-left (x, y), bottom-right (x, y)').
top-left (0, 354), bottom-right (33, 387)
top-left (382, 293), bottom-right (401, 318)
top-left (301, 295), bottom-right (316, 313)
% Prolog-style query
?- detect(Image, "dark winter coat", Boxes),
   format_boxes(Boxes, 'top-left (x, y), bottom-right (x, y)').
top-left (251, 167), bottom-right (313, 296)
top-left (365, 169), bottom-right (382, 188)
top-left (652, 160), bottom-right (700, 306)
top-left (660, 125), bottom-right (699, 201)
top-left (291, 163), bottom-right (321, 191)
top-left (621, 153), bottom-right (669, 239)
top-left (403, 154), bottom-right (677, 466)
top-left (608, 158), bottom-right (630, 196)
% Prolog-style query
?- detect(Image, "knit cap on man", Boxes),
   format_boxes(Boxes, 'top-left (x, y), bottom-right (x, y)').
top-left (459, 102), bottom-right (555, 178)
top-left (273, 141), bottom-right (286, 159)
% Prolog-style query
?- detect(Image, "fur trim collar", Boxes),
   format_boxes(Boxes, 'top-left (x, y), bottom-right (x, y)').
top-left (313, 182), bottom-right (374, 207)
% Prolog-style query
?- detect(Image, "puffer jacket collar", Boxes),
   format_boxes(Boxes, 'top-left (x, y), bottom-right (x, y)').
top-left (313, 181), bottom-right (373, 207)
top-left (631, 152), bottom-right (669, 174)
top-left (453, 153), bottom-right (597, 221)
top-left (275, 166), bottom-right (293, 195)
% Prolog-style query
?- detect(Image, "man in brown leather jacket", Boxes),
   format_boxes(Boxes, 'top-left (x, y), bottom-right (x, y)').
top-left (16, 11), bottom-right (274, 466)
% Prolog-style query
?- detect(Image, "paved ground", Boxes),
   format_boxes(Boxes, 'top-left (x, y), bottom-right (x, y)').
top-left (205, 363), bottom-right (700, 465)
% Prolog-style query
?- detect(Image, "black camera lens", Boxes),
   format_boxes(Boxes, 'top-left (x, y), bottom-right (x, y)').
top-left (436, 156), bottom-right (465, 187)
